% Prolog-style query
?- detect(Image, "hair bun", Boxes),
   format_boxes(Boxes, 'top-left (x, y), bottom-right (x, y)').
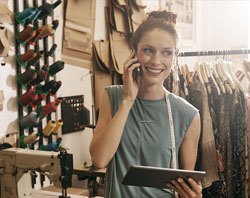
top-left (148, 10), bottom-right (177, 25)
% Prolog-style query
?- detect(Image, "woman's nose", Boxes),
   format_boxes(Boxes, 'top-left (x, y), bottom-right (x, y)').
top-left (150, 53), bottom-right (161, 65)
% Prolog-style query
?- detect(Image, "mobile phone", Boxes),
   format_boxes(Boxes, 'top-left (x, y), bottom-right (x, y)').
top-left (132, 67), bottom-right (141, 81)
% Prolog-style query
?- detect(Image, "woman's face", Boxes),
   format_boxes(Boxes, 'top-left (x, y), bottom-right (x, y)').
top-left (136, 28), bottom-right (176, 86)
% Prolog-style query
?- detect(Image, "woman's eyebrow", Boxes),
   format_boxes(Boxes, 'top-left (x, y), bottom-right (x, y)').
top-left (162, 47), bottom-right (175, 50)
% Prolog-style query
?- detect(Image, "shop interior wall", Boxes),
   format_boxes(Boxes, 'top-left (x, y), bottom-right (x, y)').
top-left (0, 0), bottom-right (250, 195)
top-left (181, 0), bottom-right (250, 90)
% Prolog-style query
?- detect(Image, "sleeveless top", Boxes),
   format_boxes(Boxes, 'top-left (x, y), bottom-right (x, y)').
top-left (104, 85), bottom-right (198, 198)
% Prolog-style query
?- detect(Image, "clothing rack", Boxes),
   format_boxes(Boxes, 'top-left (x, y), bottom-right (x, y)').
top-left (179, 49), bottom-right (250, 57)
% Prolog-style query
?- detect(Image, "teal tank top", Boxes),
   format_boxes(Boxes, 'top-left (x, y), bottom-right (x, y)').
top-left (104, 85), bottom-right (198, 198)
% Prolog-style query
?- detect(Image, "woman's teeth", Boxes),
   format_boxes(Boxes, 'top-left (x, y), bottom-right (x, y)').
top-left (146, 67), bottom-right (164, 74)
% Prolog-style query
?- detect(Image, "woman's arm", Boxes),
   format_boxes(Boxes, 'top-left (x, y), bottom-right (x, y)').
top-left (167, 112), bottom-right (202, 197)
top-left (179, 112), bottom-right (201, 170)
top-left (90, 51), bottom-right (140, 169)
top-left (89, 91), bottom-right (134, 169)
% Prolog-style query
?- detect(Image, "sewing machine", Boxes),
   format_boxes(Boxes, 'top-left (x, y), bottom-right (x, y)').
top-left (0, 147), bottom-right (73, 198)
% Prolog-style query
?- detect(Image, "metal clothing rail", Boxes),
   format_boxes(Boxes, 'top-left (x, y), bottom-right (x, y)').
top-left (178, 49), bottom-right (250, 57)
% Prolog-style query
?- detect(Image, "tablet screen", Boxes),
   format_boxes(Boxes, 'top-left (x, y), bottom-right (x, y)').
top-left (122, 165), bottom-right (206, 189)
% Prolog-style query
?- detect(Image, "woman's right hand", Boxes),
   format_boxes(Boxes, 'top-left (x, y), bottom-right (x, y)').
top-left (123, 50), bottom-right (141, 103)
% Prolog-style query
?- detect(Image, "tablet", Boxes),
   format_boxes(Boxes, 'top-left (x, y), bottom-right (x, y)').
top-left (122, 165), bottom-right (206, 189)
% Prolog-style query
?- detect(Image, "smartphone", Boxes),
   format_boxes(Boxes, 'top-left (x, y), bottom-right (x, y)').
top-left (132, 67), bottom-right (141, 81)
top-left (131, 50), bottom-right (142, 81)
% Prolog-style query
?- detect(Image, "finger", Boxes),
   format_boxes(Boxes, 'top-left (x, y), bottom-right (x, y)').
top-left (127, 63), bottom-right (141, 79)
top-left (166, 182), bottom-right (178, 192)
top-left (177, 178), bottom-right (191, 192)
top-left (124, 57), bottom-right (139, 71)
top-left (169, 179), bottom-right (189, 197)
top-left (123, 62), bottom-right (140, 82)
top-left (187, 178), bottom-right (202, 194)
top-left (124, 49), bottom-right (136, 64)
top-left (177, 178), bottom-right (197, 197)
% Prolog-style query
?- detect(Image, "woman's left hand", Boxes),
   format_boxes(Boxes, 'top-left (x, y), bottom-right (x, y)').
top-left (167, 178), bottom-right (202, 198)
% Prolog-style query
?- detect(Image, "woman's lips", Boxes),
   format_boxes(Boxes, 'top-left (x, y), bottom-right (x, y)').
top-left (145, 67), bottom-right (165, 75)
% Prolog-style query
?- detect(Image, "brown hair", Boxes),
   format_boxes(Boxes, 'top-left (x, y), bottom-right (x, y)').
top-left (132, 10), bottom-right (178, 51)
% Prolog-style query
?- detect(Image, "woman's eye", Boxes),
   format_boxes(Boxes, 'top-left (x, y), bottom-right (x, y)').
top-left (162, 50), bottom-right (173, 57)
top-left (143, 48), bottom-right (153, 54)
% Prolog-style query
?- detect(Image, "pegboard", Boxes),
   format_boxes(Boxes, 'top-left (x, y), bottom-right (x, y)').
top-left (61, 95), bottom-right (90, 134)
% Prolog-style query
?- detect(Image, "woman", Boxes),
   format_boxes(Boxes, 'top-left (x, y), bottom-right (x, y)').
top-left (90, 10), bottom-right (202, 198)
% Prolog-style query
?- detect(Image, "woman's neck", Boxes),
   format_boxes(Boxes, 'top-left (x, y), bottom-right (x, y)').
top-left (137, 84), bottom-right (168, 100)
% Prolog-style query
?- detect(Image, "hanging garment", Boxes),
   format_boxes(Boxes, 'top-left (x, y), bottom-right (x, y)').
top-left (231, 90), bottom-right (247, 197)
top-left (202, 180), bottom-right (226, 198)
top-left (246, 93), bottom-right (250, 197)
top-left (188, 72), bottom-right (220, 187)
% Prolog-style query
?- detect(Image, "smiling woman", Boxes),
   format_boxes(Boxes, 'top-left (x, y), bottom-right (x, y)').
top-left (90, 10), bottom-right (202, 198)
top-left (135, 29), bottom-right (176, 90)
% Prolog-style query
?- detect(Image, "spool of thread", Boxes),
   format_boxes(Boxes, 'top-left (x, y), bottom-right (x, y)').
top-left (28, 51), bottom-right (43, 65)
top-left (19, 112), bottom-right (40, 129)
top-left (48, 61), bottom-right (64, 76)
top-left (43, 120), bottom-right (56, 136)
top-left (42, 98), bottom-right (62, 115)
top-left (30, 93), bottom-right (46, 107)
top-left (29, 20), bottom-right (59, 45)
top-left (46, 44), bottom-right (57, 57)
top-left (30, 67), bottom-right (48, 86)
top-left (19, 88), bottom-right (38, 106)
top-left (52, 20), bottom-right (59, 30)
top-left (20, 132), bottom-right (39, 148)
top-left (41, 80), bottom-right (57, 93)
top-left (15, 7), bottom-right (41, 25)
top-left (39, 137), bottom-right (62, 151)
top-left (52, 119), bottom-right (63, 135)
top-left (16, 26), bottom-right (36, 44)
top-left (16, 50), bottom-right (37, 67)
top-left (34, 84), bottom-right (42, 94)
top-left (38, 0), bottom-right (62, 20)
top-left (17, 68), bottom-right (37, 85)
top-left (49, 81), bottom-right (62, 96)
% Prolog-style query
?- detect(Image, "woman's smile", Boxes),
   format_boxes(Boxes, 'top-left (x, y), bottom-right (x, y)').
top-left (144, 66), bottom-right (166, 75)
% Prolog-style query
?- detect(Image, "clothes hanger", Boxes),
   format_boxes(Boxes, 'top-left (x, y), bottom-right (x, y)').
top-left (193, 51), bottom-right (205, 84)
top-left (215, 51), bottom-right (232, 94)
top-left (242, 59), bottom-right (250, 97)
top-left (191, 51), bottom-right (200, 79)
top-left (197, 63), bottom-right (205, 85)
top-left (222, 50), bottom-right (240, 91)
top-left (226, 61), bottom-right (241, 91)
top-left (205, 61), bottom-right (221, 96)
top-left (235, 70), bottom-right (245, 82)
top-left (183, 64), bottom-right (192, 85)
top-left (200, 61), bottom-right (213, 94)
top-left (220, 50), bottom-right (235, 90)
top-left (218, 63), bottom-right (232, 94)
top-left (242, 59), bottom-right (250, 81)
top-left (212, 52), bottom-right (226, 94)
top-left (199, 51), bottom-right (209, 83)
top-left (178, 61), bottom-right (189, 97)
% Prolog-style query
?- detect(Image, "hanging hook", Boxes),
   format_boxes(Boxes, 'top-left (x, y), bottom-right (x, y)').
top-left (80, 70), bottom-right (93, 81)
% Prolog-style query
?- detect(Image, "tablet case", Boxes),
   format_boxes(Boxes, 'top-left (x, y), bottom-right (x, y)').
top-left (122, 165), bottom-right (206, 189)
